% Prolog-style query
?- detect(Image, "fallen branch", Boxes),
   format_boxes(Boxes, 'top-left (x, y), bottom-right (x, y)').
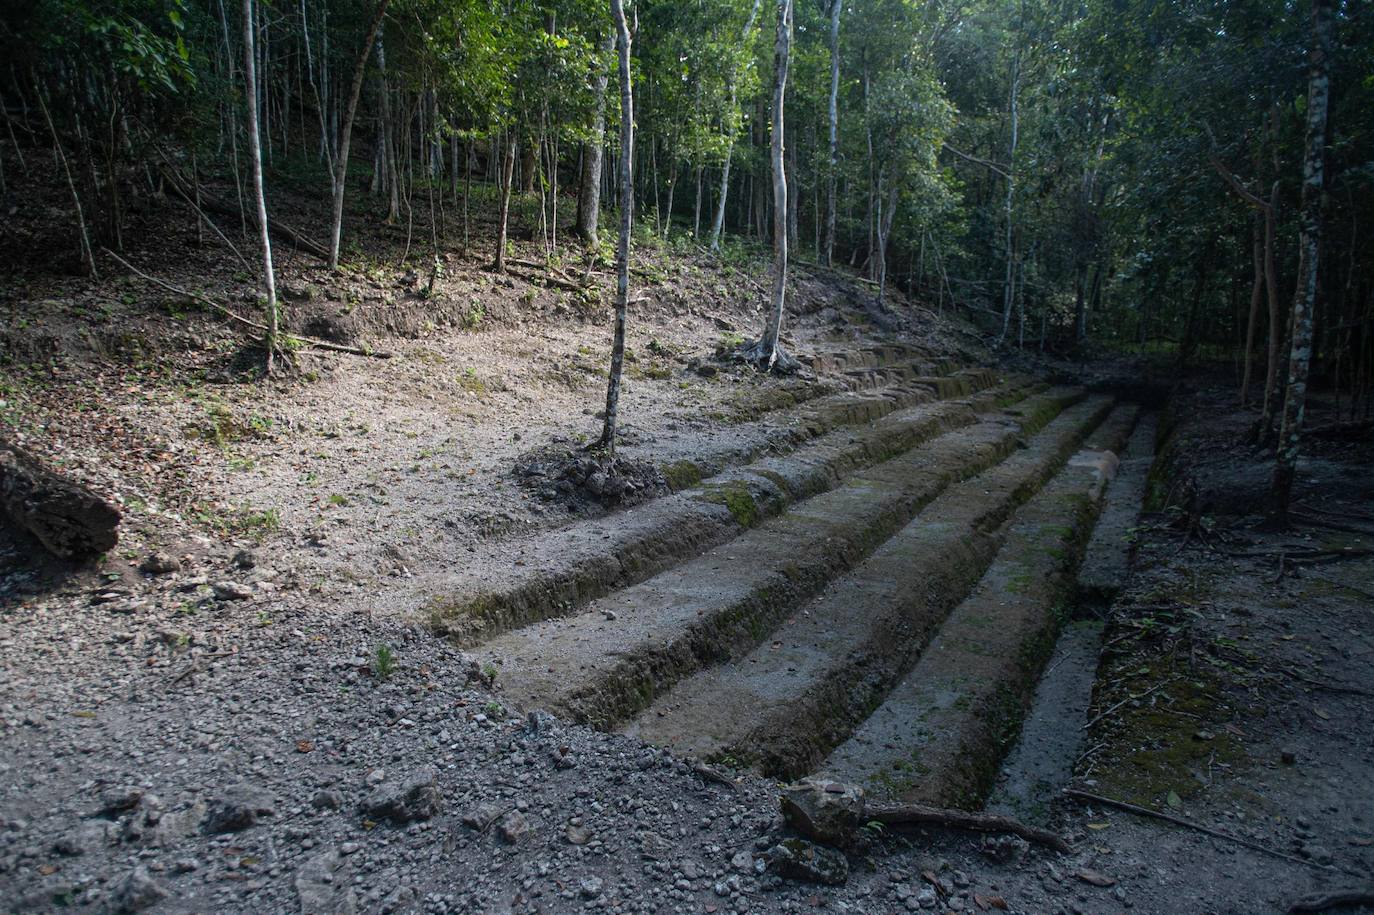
top-left (1064, 789), bottom-right (1340, 873)
top-left (159, 166), bottom-right (329, 260)
top-left (867, 802), bottom-right (1071, 854)
top-left (1288, 889), bottom-right (1374, 913)
top-left (102, 249), bottom-right (392, 360)
top-left (688, 759), bottom-right (737, 790)
top-left (1082, 677), bottom-right (1180, 731)
top-left (1278, 665), bottom-right (1374, 697)
top-left (506, 267), bottom-right (585, 292)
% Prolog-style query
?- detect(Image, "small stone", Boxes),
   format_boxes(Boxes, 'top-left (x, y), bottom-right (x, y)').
top-left (498, 810), bottom-right (531, 844)
top-left (311, 790), bottom-right (344, 811)
top-left (730, 850), bottom-right (755, 874)
top-left (211, 581), bottom-right (253, 601)
top-left (579, 876), bottom-right (604, 899)
top-left (565, 824), bottom-right (591, 845)
top-left (461, 803), bottom-right (506, 831)
top-left (205, 785), bottom-right (276, 834)
top-left (109, 866), bottom-right (170, 913)
top-left (94, 786), bottom-right (145, 819)
top-left (765, 838), bottom-right (849, 886)
top-left (139, 552), bottom-right (180, 575)
top-left (360, 768), bottom-right (441, 824)
top-left (915, 887), bottom-right (938, 909)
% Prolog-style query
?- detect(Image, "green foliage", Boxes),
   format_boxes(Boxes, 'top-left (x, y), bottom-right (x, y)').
top-left (371, 644), bottom-right (397, 680)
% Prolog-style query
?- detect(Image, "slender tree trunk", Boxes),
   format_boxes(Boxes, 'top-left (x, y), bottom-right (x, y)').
top-left (600, 0), bottom-right (635, 454)
top-left (710, 0), bottom-right (764, 251)
top-left (822, 0), bottom-right (840, 267)
top-left (242, 0), bottom-right (277, 370)
top-left (1259, 181), bottom-right (1282, 433)
top-left (693, 166), bottom-right (703, 239)
top-left (1272, 0), bottom-right (1331, 522)
top-left (494, 134), bottom-right (515, 273)
top-left (327, 0), bottom-right (391, 270)
top-left (996, 52), bottom-right (1021, 347)
top-left (755, 0), bottom-right (793, 368)
top-left (35, 85), bottom-right (96, 277)
top-left (577, 29), bottom-right (616, 248)
top-left (1241, 213), bottom-right (1264, 405)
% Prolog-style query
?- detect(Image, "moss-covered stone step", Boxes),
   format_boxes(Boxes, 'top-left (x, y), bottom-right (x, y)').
top-left (476, 390), bottom-right (1102, 731)
top-left (1076, 415), bottom-right (1158, 602)
top-left (816, 406), bottom-right (1140, 808)
top-left (621, 401), bottom-right (1129, 776)
top-left (425, 373), bottom-right (1026, 646)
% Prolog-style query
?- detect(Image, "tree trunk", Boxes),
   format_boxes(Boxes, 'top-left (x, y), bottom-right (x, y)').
top-left (1240, 212), bottom-right (1264, 405)
top-left (577, 29), bottom-right (616, 248)
top-left (755, 0), bottom-right (793, 368)
top-left (494, 135), bottom-right (516, 273)
top-left (0, 440), bottom-right (121, 559)
top-left (242, 0), bottom-right (278, 369)
top-left (822, 0), bottom-right (840, 267)
top-left (326, 0), bottom-right (391, 270)
top-left (996, 53), bottom-right (1020, 347)
top-left (1272, 0), bottom-right (1331, 523)
top-left (600, 0), bottom-right (635, 454)
top-left (1259, 181), bottom-right (1282, 433)
top-left (709, 0), bottom-right (764, 251)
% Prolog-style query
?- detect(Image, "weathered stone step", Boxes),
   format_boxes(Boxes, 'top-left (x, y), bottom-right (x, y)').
top-left (425, 371), bottom-right (1024, 646)
top-left (637, 366), bottom-right (1002, 491)
top-left (478, 389), bottom-right (1098, 730)
top-left (817, 406), bottom-right (1140, 808)
top-left (621, 402), bottom-right (1130, 776)
top-left (1077, 415), bottom-right (1159, 602)
top-left (987, 414), bottom-right (1157, 825)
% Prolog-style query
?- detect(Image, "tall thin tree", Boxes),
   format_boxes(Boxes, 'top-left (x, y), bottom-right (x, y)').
top-left (1272, 0), bottom-right (1331, 522)
top-left (822, 0), bottom-right (840, 268)
top-left (577, 28), bottom-right (617, 249)
top-left (750, 0), bottom-right (793, 369)
top-left (326, 0), bottom-right (391, 270)
top-left (599, 0), bottom-right (635, 453)
top-left (708, 0), bottom-right (764, 251)
top-left (242, 0), bottom-right (277, 370)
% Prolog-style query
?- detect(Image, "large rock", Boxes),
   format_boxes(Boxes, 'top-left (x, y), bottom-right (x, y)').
top-left (205, 785), bottom-right (276, 834)
top-left (294, 849), bottom-right (358, 915)
top-left (0, 440), bottom-right (120, 559)
top-left (360, 767), bottom-right (442, 824)
top-left (109, 866), bottom-right (170, 913)
top-left (765, 838), bottom-right (850, 886)
top-left (780, 779), bottom-right (865, 847)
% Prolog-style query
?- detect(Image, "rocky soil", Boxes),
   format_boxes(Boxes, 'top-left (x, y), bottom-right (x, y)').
top-left (4, 185), bottom-right (1372, 914)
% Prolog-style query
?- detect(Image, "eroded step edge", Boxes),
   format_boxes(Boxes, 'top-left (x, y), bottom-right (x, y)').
top-left (425, 373), bottom-right (1023, 646)
top-left (817, 406), bottom-right (1140, 808)
top-left (483, 390), bottom-right (1102, 731)
top-left (623, 402), bottom-right (1129, 775)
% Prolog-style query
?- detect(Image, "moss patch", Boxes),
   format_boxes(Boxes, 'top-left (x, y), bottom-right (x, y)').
top-left (660, 459), bottom-right (704, 492)
top-left (694, 479), bottom-right (762, 528)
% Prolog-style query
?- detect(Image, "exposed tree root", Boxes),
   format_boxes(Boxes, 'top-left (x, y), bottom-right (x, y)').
top-left (1288, 889), bottom-right (1374, 913)
top-left (737, 339), bottom-right (801, 375)
top-left (1064, 789), bottom-right (1342, 873)
top-left (866, 803), bottom-right (1071, 854)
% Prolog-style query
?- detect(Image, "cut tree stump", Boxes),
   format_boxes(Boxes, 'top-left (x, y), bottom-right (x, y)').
top-left (0, 441), bottom-right (120, 559)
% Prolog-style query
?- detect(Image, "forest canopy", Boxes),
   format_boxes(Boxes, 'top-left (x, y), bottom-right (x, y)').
top-left (2, 0), bottom-right (1370, 451)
